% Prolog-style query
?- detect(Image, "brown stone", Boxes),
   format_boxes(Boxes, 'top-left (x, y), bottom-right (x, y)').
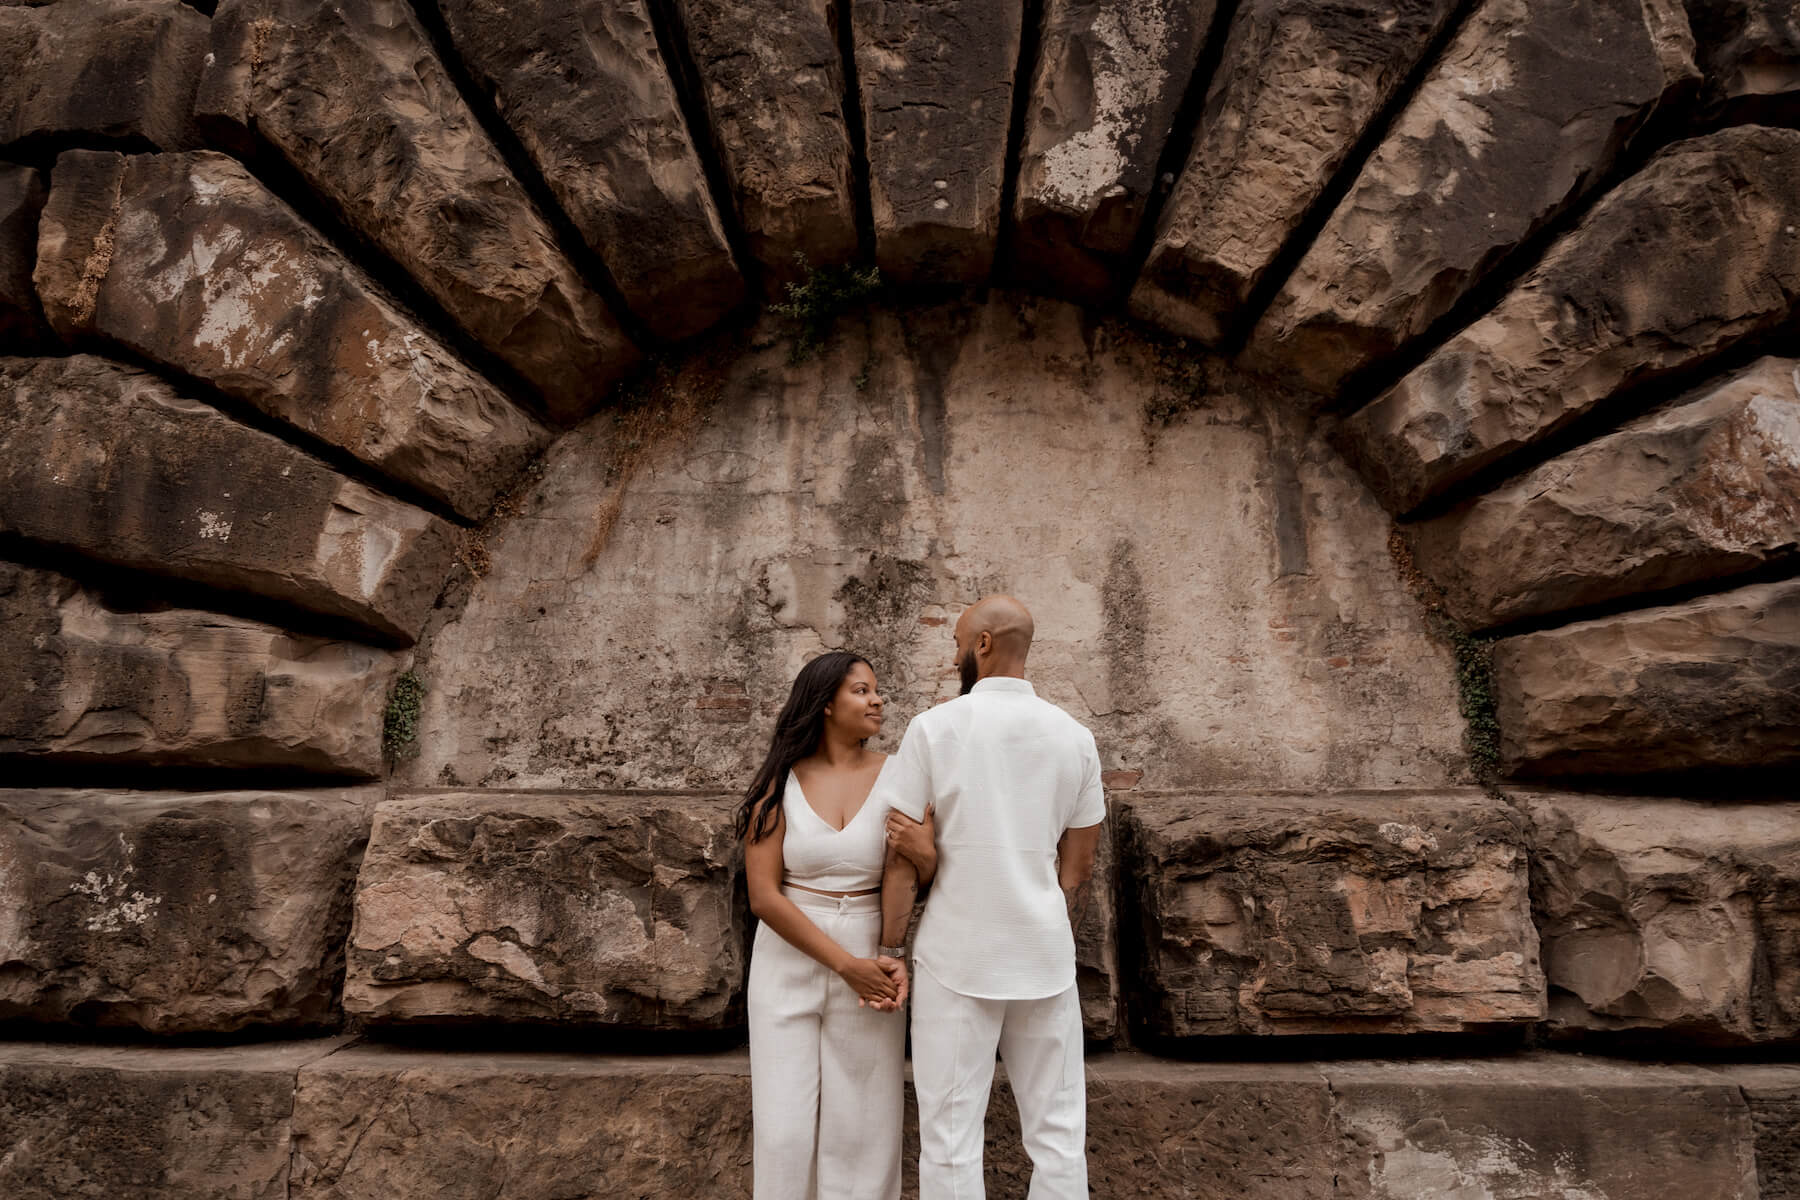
top-left (1118, 791), bottom-right (1544, 1038)
top-left (1328, 1057), bottom-right (1759, 1199)
top-left (1128, 0), bottom-right (1460, 344)
top-left (33, 149), bottom-right (548, 520)
top-left (856, 0), bottom-right (1022, 285)
top-left (195, 0), bottom-right (639, 423)
top-left (1493, 578), bottom-right (1800, 776)
top-left (0, 163), bottom-right (47, 347)
top-left (344, 791), bottom-right (747, 1029)
top-left (1412, 356), bottom-right (1800, 630)
top-left (1075, 820), bottom-right (1119, 1041)
top-left (0, 788), bottom-right (377, 1033)
top-left (0, 0), bottom-right (208, 153)
top-left (1253, 0), bottom-right (1699, 395)
top-left (1338, 125), bottom-right (1800, 515)
top-left (0, 355), bottom-right (459, 644)
top-left (0, 562), bottom-right (397, 777)
top-left (1009, 0), bottom-right (1215, 302)
top-left (1522, 791), bottom-right (1800, 1044)
top-left (0, 1039), bottom-right (348, 1200)
top-left (1689, 0), bottom-right (1800, 123)
top-left (1715, 1064), bottom-right (1800, 1200)
top-left (433, 0), bottom-right (743, 341)
top-left (673, 0), bottom-right (858, 291)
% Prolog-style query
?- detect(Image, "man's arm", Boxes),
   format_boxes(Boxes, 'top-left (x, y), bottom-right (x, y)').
top-left (880, 842), bottom-right (920, 949)
top-left (1056, 822), bottom-right (1103, 928)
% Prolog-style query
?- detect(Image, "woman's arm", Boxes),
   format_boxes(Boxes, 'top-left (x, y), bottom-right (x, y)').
top-left (745, 799), bottom-right (899, 1008)
top-left (884, 804), bottom-right (937, 885)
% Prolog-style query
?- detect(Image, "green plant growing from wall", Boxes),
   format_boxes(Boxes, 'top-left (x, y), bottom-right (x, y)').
top-left (382, 670), bottom-right (425, 763)
top-left (773, 258), bottom-right (882, 362)
top-left (1442, 621), bottom-right (1501, 786)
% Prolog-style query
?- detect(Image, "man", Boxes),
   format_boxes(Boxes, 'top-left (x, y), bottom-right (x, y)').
top-left (879, 594), bottom-right (1104, 1198)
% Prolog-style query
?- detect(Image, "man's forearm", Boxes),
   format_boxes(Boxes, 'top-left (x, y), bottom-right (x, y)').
top-left (1061, 872), bottom-right (1093, 929)
top-left (880, 848), bottom-right (919, 949)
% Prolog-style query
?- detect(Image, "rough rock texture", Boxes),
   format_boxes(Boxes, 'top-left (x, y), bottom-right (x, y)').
top-left (1128, 0), bottom-right (1460, 344)
top-left (1413, 356), bottom-right (1800, 629)
top-left (1010, 0), bottom-right (1215, 302)
top-left (1719, 1064), bottom-right (1800, 1200)
top-left (0, 163), bottom-right (47, 347)
top-left (0, 0), bottom-right (208, 153)
top-left (344, 791), bottom-right (746, 1029)
top-left (1688, 0), bottom-right (1800, 123)
top-left (400, 298), bottom-right (1467, 797)
top-left (33, 150), bottom-right (548, 520)
top-left (1329, 1057), bottom-right (1759, 1199)
top-left (1494, 578), bottom-right (1800, 776)
top-left (856, 0), bottom-right (1022, 285)
top-left (0, 788), bottom-right (377, 1033)
top-left (0, 563), bottom-right (396, 777)
top-left (433, 0), bottom-right (742, 341)
top-left (1523, 791), bottom-right (1800, 1044)
top-left (1339, 125), bottom-right (1800, 515)
top-left (196, 0), bottom-right (638, 423)
top-left (0, 1039), bottom-right (348, 1200)
top-left (1119, 792), bottom-right (1544, 1038)
top-left (1075, 821), bottom-right (1119, 1039)
top-left (0, 355), bottom-right (459, 644)
top-left (674, 0), bottom-right (858, 291)
top-left (1254, 0), bottom-right (1699, 395)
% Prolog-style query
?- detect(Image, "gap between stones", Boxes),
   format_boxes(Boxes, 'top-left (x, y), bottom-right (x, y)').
top-left (991, 0), bottom-right (1048, 289)
top-left (835, 0), bottom-right (878, 263)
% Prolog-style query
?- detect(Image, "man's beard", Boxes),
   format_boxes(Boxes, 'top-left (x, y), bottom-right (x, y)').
top-left (958, 647), bottom-right (979, 695)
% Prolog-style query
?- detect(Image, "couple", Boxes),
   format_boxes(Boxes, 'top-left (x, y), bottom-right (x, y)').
top-left (739, 595), bottom-right (1105, 1199)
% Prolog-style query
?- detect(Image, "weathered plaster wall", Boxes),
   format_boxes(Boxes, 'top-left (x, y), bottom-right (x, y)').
top-left (404, 297), bottom-right (1467, 793)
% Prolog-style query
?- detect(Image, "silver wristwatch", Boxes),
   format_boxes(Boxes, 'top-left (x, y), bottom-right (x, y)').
top-left (878, 944), bottom-right (907, 959)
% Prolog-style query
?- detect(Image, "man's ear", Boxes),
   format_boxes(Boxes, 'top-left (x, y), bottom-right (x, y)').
top-left (977, 631), bottom-right (992, 657)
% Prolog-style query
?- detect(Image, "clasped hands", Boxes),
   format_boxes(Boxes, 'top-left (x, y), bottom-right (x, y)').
top-left (842, 954), bottom-right (909, 1013)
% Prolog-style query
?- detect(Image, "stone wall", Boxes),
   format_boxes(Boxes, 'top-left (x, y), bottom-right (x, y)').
top-left (3, 0), bottom-right (1798, 1193)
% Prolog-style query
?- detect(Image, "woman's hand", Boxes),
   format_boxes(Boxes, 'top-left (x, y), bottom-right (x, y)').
top-left (867, 955), bottom-right (909, 1012)
top-left (885, 804), bottom-right (935, 871)
top-left (838, 956), bottom-right (900, 1007)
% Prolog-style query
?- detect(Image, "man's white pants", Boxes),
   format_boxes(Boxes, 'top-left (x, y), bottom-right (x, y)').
top-left (910, 965), bottom-right (1087, 1199)
top-left (748, 889), bottom-right (904, 1200)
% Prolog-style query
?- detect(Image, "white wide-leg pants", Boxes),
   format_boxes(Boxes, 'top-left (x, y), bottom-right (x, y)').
top-left (748, 888), bottom-right (904, 1200)
top-left (911, 966), bottom-right (1087, 1199)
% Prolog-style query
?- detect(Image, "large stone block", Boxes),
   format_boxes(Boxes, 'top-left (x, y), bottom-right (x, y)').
top-left (0, 1039), bottom-right (348, 1200)
top-left (196, 0), bottom-right (638, 423)
top-left (1716, 1064), bottom-right (1800, 1200)
top-left (673, 0), bottom-right (858, 291)
top-left (33, 149), bottom-right (548, 520)
top-left (0, 163), bottom-right (47, 347)
top-left (1128, 0), bottom-right (1459, 344)
top-left (1339, 125), bottom-right (1800, 515)
top-left (0, 562), bottom-right (396, 776)
top-left (1412, 356), bottom-right (1800, 629)
top-left (345, 791), bottom-right (747, 1029)
top-left (1118, 792), bottom-right (1544, 1038)
top-left (856, 0), bottom-right (1022, 285)
top-left (1328, 1057), bottom-right (1759, 1199)
top-left (0, 0), bottom-right (208, 153)
top-left (1009, 0), bottom-right (1214, 302)
top-left (1494, 578), bottom-right (1800, 776)
top-left (1523, 791), bottom-right (1800, 1044)
top-left (433, 0), bottom-right (743, 341)
top-left (1254, 0), bottom-right (1699, 394)
top-left (0, 355), bottom-right (459, 644)
top-left (0, 788), bottom-right (378, 1033)
top-left (1689, 0), bottom-right (1800, 123)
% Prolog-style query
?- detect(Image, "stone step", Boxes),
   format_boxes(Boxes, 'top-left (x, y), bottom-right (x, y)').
top-left (0, 1040), bottom-right (1787, 1198)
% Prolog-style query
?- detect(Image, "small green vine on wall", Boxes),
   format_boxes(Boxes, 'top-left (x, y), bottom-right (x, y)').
top-left (382, 670), bottom-right (425, 763)
top-left (1442, 621), bottom-right (1501, 785)
top-left (773, 258), bottom-right (882, 362)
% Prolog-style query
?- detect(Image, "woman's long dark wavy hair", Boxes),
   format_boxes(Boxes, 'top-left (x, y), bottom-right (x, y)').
top-left (738, 651), bottom-right (872, 843)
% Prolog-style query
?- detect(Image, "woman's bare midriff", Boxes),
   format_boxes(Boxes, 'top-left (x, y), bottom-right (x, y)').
top-left (784, 881), bottom-right (880, 898)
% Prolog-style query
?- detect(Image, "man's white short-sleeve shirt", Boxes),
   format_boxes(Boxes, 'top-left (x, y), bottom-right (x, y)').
top-left (883, 676), bottom-right (1106, 1000)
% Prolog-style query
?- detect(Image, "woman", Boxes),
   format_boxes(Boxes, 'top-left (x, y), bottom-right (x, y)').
top-left (740, 651), bottom-right (936, 1200)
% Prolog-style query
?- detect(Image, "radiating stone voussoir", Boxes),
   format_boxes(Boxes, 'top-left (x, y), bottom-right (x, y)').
top-left (345, 791), bottom-right (748, 1030)
top-left (0, 355), bottom-right (459, 645)
top-left (1118, 791), bottom-right (1544, 1038)
top-left (33, 149), bottom-right (549, 519)
top-left (0, 788), bottom-right (379, 1034)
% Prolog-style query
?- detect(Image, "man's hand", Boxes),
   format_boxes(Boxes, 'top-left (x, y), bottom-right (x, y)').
top-left (866, 955), bottom-right (909, 1012)
top-left (840, 956), bottom-right (900, 1007)
top-left (885, 804), bottom-right (935, 870)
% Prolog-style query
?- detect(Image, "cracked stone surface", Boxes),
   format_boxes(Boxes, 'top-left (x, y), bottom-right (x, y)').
top-left (0, 355), bottom-right (459, 644)
top-left (0, 788), bottom-right (378, 1033)
top-left (344, 791), bottom-right (747, 1029)
top-left (1688, 0), bottom-right (1800, 123)
top-left (0, 562), bottom-right (398, 777)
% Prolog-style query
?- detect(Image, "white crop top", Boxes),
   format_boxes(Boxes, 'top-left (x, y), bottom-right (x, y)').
top-left (781, 758), bottom-right (892, 891)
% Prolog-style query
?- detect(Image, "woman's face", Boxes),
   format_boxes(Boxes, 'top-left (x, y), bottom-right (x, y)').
top-left (824, 661), bottom-right (884, 740)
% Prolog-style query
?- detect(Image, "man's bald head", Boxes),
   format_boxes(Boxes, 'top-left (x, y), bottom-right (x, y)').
top-left (952, 595), bottom-right (1034, 691)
